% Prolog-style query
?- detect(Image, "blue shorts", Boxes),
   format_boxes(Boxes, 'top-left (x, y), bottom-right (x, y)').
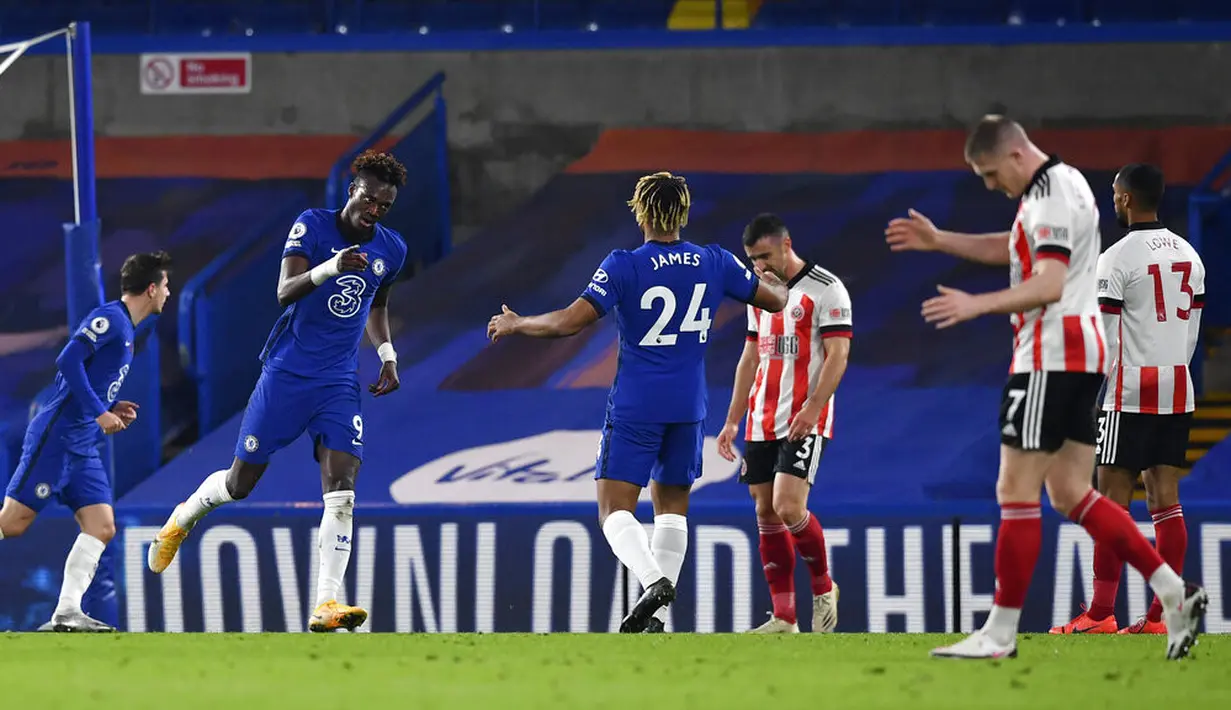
top-left (594, 418), bottom-right (704, 489)
top-left (4, 420), bottom-right (110, 513)
top-left (234, 368), bottom-right (364, 465)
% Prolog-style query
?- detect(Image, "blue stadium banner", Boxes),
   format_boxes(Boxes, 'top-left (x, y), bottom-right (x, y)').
top-left (3, 505), bottom-right (1229, 634)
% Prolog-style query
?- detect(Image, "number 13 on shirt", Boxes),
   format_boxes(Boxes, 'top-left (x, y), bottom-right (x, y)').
top-left (640, 283), bottom-right (713, 346)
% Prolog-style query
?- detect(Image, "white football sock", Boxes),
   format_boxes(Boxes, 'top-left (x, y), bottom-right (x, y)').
top-left (982, 604), bottom-right (1022, 646)
top-left (315, 490), bottom-right (355, 608)
top-left (650, 514), bottom-right (688, 623)
top-left (602, 510), bottom-right (664, 589)
top-left (56, 533), bottom-right (106, 615)
top-left (1147, 563), bottom-right (1185, 609)
top-left (175, 469), bottom-right (234, 528)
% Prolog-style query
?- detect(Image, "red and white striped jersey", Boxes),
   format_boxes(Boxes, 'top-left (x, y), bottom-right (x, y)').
top-left (1008, 156), bottom-right (1107, 375)
top-left (1097, 223), bottom-right (1205, 414)
top-left (746, 262), bottom-right (852, 442)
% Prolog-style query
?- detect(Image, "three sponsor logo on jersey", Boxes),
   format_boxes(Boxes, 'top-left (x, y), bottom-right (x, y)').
top-left (287, 221), bottom-right (388, 317)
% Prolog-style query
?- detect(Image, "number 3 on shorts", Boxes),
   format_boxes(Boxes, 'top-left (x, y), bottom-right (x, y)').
top-left (795, 436), bottom-right (814, 461)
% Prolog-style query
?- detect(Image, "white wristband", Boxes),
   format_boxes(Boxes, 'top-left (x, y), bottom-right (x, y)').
top-left (309, 259), bottom-right (340, 286)
top-left (377, 342), bottom-right (397, 364)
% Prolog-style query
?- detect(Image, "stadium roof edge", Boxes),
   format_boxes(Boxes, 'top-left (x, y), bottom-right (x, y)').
top-left (10, 22), bottom-right (1231, 56)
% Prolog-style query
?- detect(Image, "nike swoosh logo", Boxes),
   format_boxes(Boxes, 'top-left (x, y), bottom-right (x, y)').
top-left (331, 248), bottom-right (345, 254)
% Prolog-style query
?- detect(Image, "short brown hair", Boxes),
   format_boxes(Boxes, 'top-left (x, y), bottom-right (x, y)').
top-left (964, 114), bottom-right (1025, 160)
top-left (120, 250), bottom-right (172, 295)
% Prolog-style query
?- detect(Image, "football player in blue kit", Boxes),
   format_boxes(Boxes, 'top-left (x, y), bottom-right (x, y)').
top-left (147, 151), bottom-right (408, 633)
top-left (488, 172), bottom-right (788, 632)
top-left (0, 251), bottom-right (172, 632)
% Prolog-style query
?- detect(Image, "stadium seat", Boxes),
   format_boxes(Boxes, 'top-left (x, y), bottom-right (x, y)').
top-left (356, 0), bottom-right (502, 33)
top-left (589, 0), bottom-right (676, 30)
top-left (153, 1), bottom-right (244, 35)
top-left (920, 0), bottom-right (1010, 26)
top-left (421, 1), bottom-right (508, 31)
top-left (830, 0), bottom-right (920, 26)
top-left (230, 1), bottom-right (329, 34)
top-left (5, 0), bottom-right (1230, 35)
top-left (0, 176), bottom-right (319, 463)
top-left (515, 0), bottom-right (593, 30)
top-left (1010, 0), bottom-right (1083, 25)
top-left (1085, 0), bottom-right (1177, 23)
top-left (154, 0), bottom-right (324, 35)
top-left (1174, 0), bottom-right (1231, 21)
top-left (751, 0), bottom-right (833, 28)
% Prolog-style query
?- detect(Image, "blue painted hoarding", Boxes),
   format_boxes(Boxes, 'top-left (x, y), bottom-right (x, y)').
top-left (4, 503), bottom-right (1229, 635)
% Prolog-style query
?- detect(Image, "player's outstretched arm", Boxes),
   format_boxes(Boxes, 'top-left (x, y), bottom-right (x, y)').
top-left (488, 298), bottom-right (600, 342)
top-left (276, 247), bottom-right (369, 308)
top-left (976, 258), bottom-right (1066, 314)
top-left (886, 209), bottom-right (1010, 265)
top-left (717, 339), bottom-right (760, 461)
top-left (923, 259), bottom-right (1066, 329)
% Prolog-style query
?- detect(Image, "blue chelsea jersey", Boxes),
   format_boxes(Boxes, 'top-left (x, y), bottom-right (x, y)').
top-left (43, 301), bottom-right (136, 454)
top-left (580, 240), bottom-right (760, 423)
top-left (260, 209), bottom-right (407, 378)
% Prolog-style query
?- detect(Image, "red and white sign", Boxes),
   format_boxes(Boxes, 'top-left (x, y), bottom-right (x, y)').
top-left (139, 53), bottom-right (251, 95)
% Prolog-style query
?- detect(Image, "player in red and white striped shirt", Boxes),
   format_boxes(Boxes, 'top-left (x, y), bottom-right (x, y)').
top-left (886, 116), bottom-right (1205, 661)
top-left (1052, 164), bottom-right (1206, 636)
top-left (716, 214), bottom-right (851, 634)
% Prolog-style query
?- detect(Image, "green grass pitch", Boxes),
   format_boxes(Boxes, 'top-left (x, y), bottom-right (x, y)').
top-left (3, 633), bottom-right (1227, 709)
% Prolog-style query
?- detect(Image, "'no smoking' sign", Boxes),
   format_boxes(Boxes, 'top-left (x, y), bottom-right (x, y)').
top-left (139, 53), bottom-right (251, 95)
top-left (144, 57), bottom-right (175, 91)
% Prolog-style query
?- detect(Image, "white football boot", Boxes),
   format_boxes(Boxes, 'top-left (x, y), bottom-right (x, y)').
top-left (746, 615), bottom-right (800, 634)
top-left (812, 582), bottom-right (839, 632)
top-left (1162, 582), bottom-right (1208, 660)
top-left (930, 630), bottom-right (1016, 659)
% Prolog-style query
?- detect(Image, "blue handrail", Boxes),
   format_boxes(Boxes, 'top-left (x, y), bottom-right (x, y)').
top-left (324, 71), bottom-right (451, 265)
top-left (325, 71), bottom-right (447, 208)
top-left (1186, 145), bottom-right (1231, 394)
top-left (1196, 147), bottom-right (1231, 194)
top-left (177, 197), bottom-right (306, 379)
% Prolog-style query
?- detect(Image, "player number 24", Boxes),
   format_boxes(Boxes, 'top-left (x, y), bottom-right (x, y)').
top-left (639, 283), bottom-right (713, 346)
top-left (1147, 261), bottom-right (1194, 322)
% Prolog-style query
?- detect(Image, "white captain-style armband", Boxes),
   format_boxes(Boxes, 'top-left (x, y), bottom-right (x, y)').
top-left (377, 342), bottom-right (397, 365)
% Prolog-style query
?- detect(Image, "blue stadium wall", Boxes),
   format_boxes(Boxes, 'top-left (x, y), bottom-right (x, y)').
top-left (3, 123), bottom-right (1231, 632)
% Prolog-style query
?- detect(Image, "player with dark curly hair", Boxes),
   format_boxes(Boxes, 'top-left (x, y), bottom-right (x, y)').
top-left (147, 150), bottom-right (409, 633)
